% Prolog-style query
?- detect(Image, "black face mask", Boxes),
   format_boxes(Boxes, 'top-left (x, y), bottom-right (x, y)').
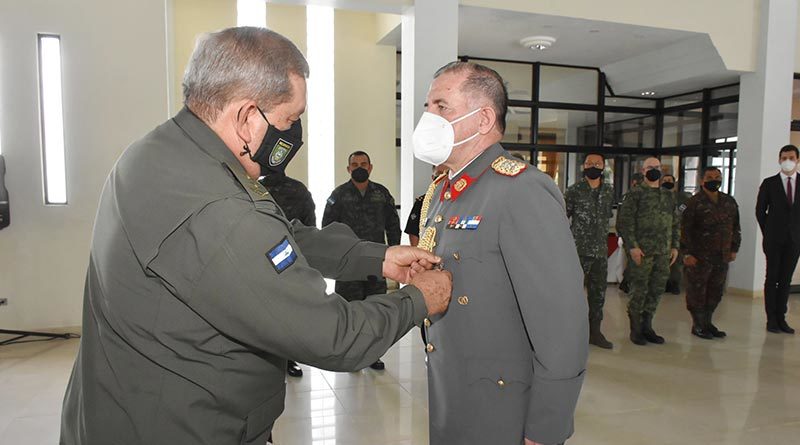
top-left (351, 167), bottom-right (370, 183)
top-left (704, 180), bottom-right (722, 192)
top-left (241, 108), bottom-right (303, 176)
top-left (661, 182), bottom-right (675, 190)
top-left (583, 167), bottom-right (603, 180)
top-left (645, 169), bottom-right (662, 182)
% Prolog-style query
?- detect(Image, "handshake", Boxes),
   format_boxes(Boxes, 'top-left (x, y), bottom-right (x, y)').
top-left (382, 246), bottom-right (453, 315)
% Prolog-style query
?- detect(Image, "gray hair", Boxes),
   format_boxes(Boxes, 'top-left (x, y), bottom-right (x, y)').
top-left (182, 27), bottom-right (309, 123)
top-left (434, 61), bottom-right (508, 133)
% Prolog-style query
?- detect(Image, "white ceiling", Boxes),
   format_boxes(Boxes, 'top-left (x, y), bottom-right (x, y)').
top-left (380, 5), bottom-right (741, 97)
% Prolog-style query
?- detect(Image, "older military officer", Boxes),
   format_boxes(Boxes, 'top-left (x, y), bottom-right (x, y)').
top-left (60, 27), bottom-right (452, 445)
top-left (413, 61), bottom-right (588, 445)
top-left (617, 157), bottom-right (680, 345)
top-left (565, 152), bottom-right (614, 349)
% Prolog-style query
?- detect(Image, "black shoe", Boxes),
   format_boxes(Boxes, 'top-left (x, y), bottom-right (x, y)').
top-left (369, 359), bottom-right (385, 370)
top-left (767, 321), bottom-right (781, 333)
top-left (619, 280), bottom-right (630, 294)
top-left (641, 312), bottom-right (665, 344)
top-left (778, 320), bottom-right (795, 334)
top-left (628, 311), bottom-right (646, 346)
top-left (666, 282), bottom-right (681, 295)
top-left (690, 311), bottom-right (713, 339)
top-left (287, 360), bottom-right (303, 377)
top-left (705, 311), bottom-right (726, 338)
top-left (589, 318), bottom-right (613, 350)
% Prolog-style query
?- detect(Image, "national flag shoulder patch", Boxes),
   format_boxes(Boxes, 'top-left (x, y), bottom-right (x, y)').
top-left (267, 237), bottom-right (297, 274)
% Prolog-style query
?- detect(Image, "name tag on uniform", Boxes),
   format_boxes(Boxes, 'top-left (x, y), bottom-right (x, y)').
top-left (447, 215), bottom-right (482, 230)
top-left (267, 237), bottom-right (297, 273)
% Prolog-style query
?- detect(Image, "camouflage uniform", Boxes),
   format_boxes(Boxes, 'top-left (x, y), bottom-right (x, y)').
top-left (322, 180), bottom-right (401, 301)
top-left (404, 194), bottom-right (425, 240)
top-left (564, 180), bottom-right (614, 321)
top-left (667, 191), bottom-right (693, 290)
top-left (681, 191), bottom-right (741, 312)
top-left (616, 185), bottom-right (679, 320)
top-left (258, 173), bottom-right (316, 226)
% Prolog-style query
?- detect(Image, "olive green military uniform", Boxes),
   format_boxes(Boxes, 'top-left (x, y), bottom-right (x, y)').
top-left (681, 191), bottom-right (741, 312)
top-left (419, 144), bottom-right (588, 445)
top-left (259, 173), bottom-right (316, 226)
top-left (564, 179), bottom-right (614, 322)
top-left (617, 185), bottom-right (680, 318)
top-left (667, 190), bottom-right (693, 290)
top-left (322, 180), bottom-right (401, 301)
top-left (60, 108), bottom-right (428, 445)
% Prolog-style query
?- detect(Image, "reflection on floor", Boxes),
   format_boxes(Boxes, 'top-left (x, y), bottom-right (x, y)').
top-left (1, 287), bottom-right (799, 445)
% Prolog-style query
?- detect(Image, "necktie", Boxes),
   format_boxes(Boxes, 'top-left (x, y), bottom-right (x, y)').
top-left (788, 176), bottom-right (793, 205)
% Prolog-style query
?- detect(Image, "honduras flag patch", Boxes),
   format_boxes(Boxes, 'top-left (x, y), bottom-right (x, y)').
top-left (267, 237), bottom-right (297, 274)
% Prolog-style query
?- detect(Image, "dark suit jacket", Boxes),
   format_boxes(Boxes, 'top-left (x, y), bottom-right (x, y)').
top-left (756, 173), bottom-right (800, 249)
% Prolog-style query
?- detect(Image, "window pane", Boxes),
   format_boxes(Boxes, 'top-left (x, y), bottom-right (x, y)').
top-left (478, 60), bottom-right (532, 101)
top-left (682, 155), bottom-right (701, 194)
top-left (38, 34), bottom-right (68, 205)
top-left (605, 96), bottom-right (656, 108)
top-left (711, 84), bottom-right (739, 99)
top-left (603, 113), bottom-right (656, 148)
top-left (537, 109), bottom-right (597, 146)
top-left (663, 108), bottom-right (702, 147)
top-left (793, 79), bottom-right (800, 121)
top-left (708, 102), bottom-right (738, 142)
top-left (664, 92), bottom-right (703, 108)
top-left (539, 66), bottom-right (598, 104)
top-left (503, 107), bottom-right (532, 144)
top-left (536, 151), bottom-right (568, 191)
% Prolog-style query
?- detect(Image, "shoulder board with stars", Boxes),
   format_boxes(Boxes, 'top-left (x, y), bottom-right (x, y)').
top-left (491, 156), bottom-right (527, 177)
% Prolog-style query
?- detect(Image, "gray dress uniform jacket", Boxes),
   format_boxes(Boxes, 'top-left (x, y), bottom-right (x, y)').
top-left (60, 108), bottom-right (428, 445)
top-left (420, 144), bottom-right (588, 445)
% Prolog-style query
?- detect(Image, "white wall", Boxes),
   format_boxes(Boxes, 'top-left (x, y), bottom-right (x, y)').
top-left (0, 0), bottom-right (169, 330)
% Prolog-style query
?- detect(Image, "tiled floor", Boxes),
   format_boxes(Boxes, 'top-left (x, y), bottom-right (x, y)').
top-left (2, 287), bottom-right (799, 444)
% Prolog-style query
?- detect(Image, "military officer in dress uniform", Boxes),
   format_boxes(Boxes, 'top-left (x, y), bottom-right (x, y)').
top-left (412, 61), bottom-right (588, 445)
top-left (60, 27), bottom-right (452, 445)
top-left (564, 152), bottom-right (615, 349)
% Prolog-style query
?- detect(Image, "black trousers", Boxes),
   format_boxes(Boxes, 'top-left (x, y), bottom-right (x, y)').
top-left (764, 241), bottom-right (800, 323)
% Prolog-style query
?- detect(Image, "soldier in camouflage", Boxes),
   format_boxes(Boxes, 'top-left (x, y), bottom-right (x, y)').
top-left (616, 157), bottom-right (680, 345)
top-left (661, 174), bottom-right (693, 294)
top-left (259, 171), bottom-right (316, 378)
top-left (618, 172), bottom-right (645, 294)
top-left (681, 167), bottom-right (741, 339)
top-left (565, 152), bottom-right (615, 349)
top-left (322, 151), bottom-right (401, 370)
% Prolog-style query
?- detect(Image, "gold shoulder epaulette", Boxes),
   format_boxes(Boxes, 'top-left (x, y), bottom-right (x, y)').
top-left (491, 156), bottom-right (527, 177)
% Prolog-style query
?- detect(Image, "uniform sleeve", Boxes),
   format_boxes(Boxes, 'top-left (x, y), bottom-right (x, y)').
top-left (321, 190), bottom-right (338, 227)
top-left (498, 173), bottom-right (588, 445)
top-left (300, 188), bottom-right (316, 227)
top-left (731, 198), bottom-right (742, 253)
top-left (404, 198), bottom-right (423, 237)
top-left (291, 219), bottom-right (387, 281)
top-left (604, 188), bottom-right (614, 219)
top-left (384, 190), bottom-right (402, 246)
top-left (671, 196), bottom-right (681, 250)
top-left (680, 198), bottom-right (697, 257)
top-left (563, 186), bottom-right (575, 219)
top-left (147, 198), bottom-right (428, 372)
top-left (616, 191), bottom-right (638, 249)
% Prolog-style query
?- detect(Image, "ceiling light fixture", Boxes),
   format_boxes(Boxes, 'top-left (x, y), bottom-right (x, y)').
top-left (640, 91), bottom-right (656, 96)
top-left (520, 36), bottom-right (557, 51)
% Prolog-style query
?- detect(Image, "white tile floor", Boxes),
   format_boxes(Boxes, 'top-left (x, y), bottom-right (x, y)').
top-left (2, 287), bottom-right (799, 444)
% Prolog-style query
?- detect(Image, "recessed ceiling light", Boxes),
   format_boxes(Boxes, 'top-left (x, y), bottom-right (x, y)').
top-left (520, 36), bottom-right (557, 51)
top-left (640, 91), bottom-right (656, 96)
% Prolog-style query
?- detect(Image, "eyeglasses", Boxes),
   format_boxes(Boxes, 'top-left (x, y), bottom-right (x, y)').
top-left (584, 162), bottom-right (604, 169)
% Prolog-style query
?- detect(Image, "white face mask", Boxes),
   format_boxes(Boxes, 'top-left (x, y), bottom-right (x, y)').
top-left (412, 108), bottom-right (481, 165)
top-left (781, 159), bottom-right (797, 173)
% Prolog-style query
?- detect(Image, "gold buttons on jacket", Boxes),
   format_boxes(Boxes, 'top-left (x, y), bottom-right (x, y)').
top-left (434, 215), bottom-right (443, 223)
top-left (423, 318), bottom-right (431, 328)
top-left (426, 343), bottom-right (435, 353)
top-left (497, 379), bottom-right (505, 388)
top-left (457, 295), bottom-right (469, 305)
top-left (452, 252), bottom-right (460, 261)
top-left (444, 191), bottom-right (452, 200)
